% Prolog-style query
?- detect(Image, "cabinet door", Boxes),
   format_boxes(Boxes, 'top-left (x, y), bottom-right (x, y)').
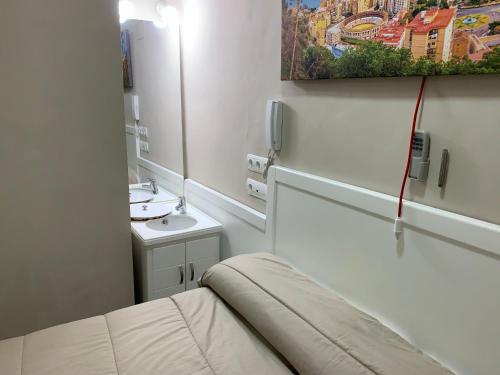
top-left (186, 236), bottom-right (219, 262)
top-left (186, 236), bottom-right (220, 291)
top-left (148, 242), bottom-right (186, 300)
top-left (186, 258), bottom-right (219, 291)
top-left (152, 243), bottom-right (185, 270)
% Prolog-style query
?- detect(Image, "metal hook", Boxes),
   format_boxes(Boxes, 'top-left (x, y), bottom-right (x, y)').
top-left (438, 149), bottom-right (449, 189)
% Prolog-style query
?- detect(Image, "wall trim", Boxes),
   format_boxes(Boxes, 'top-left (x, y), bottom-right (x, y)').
top-left (125, 125), bottom-right (136, 136)
top-left (267, 166), bottom-right (500, 258)
top-left (137, 157), bottom-right (184, 196)
top-left (181, 165), bottom-right (500, 258)
top-left (185, 179), bottom-right (266, 232)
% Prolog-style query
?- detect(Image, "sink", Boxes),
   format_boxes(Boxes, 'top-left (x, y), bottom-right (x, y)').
top-left (130, 188), bottom-right (154, 204)
top-left (146, 215), bottom-right (198, 232)
top-left (132, 204), bottom-right (222, 245)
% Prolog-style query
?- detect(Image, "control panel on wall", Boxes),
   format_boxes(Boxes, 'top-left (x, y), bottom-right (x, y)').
top-left (409, 130), bottom-right (430, 181)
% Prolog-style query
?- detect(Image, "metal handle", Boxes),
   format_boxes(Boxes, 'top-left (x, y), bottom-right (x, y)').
top-left (179, 265), bottom-right (184, 284)
top-left (190, 263), bottom-right (194, 282)
top-left (438, 149), bottom-right (450, 188)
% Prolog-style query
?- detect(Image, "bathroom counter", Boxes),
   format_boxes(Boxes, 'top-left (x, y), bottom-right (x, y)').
top-left (131, 206), bottom-right (222, 246)
top-left (129, 185), bottom-right (222, 246)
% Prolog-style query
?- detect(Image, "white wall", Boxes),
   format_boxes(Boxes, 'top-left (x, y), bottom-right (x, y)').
top-left (0, 0), bottom-right (134, 339)
top-left (180, 0), bottom-right (500, 225)
top-left (127, 0), bottom-right (182, 23)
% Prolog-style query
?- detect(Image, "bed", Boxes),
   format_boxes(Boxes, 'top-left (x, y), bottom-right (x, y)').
top-left (0, 253), bottom-right (453, 375)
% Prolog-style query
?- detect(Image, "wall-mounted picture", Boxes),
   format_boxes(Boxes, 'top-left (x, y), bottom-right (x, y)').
top-left (121, 30), bottom-right (133, 88)
top-left (281, 0), bottom-right (500, 79)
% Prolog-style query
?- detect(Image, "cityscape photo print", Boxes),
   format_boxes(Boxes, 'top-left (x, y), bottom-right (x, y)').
top-left (281, 0), bottom-right (500, 79)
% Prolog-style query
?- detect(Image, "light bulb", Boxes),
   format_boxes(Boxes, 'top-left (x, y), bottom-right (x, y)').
top-left (119, 0), bottom-right (136, 24)
top-left (157, 2), bottom-right (179, 25)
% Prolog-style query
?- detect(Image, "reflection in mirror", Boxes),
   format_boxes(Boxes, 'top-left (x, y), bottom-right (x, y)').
top-left (121, 19), bottom-right (183, 198)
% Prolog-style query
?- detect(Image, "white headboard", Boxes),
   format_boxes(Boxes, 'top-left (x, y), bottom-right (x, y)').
top-left (266, 166), bottom-right (500, 375)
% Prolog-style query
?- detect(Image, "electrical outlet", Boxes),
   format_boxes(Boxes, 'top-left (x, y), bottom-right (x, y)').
top-left (138, 126), bottom-right (148, 138)
top-left (247, 154), bottom-right (268, 174)
top-left (247, 178), bottom-right (267, 201)
top-left (139, 141), bottom-right (149, 153)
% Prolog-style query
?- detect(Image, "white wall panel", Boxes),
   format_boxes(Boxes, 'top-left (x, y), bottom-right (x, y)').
top-left (267, 167), bottom-right (500, 375)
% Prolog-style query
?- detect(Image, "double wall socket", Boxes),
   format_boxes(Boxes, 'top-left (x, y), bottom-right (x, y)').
top-left (138, 126), bottom-right (148, 138)
top-left (139, 141), bottom-right (150, 153)
top-left (247, 178), bottom-right (267, 201)
top-left (247, 154), bottom-right (268, 174)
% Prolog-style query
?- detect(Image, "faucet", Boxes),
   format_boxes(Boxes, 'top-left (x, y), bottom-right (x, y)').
top-left (175, 196), bottom-right (186, 214)
top-left (142, 178), bottom-right (159, 195)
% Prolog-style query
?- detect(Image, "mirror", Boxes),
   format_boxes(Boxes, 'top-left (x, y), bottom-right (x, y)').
top-left (121, 18), bottom-right (184, 198)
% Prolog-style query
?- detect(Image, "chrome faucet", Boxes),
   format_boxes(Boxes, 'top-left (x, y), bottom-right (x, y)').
top-left (142, 178), bottom-right (159, 195)
top-left (175, 196), bottom-right (186, 214)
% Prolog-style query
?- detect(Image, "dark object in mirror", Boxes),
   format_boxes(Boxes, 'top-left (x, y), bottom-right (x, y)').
top-left (121, 30), bottom-right (133, 88)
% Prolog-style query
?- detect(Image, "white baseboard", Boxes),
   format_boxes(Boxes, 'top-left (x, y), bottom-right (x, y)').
top-left (185, 179), bottom-right (268, 260)
top-left (186, 180), bottom-right (266, 231)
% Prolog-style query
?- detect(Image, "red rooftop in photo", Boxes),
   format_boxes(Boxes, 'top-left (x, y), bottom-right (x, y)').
top-left (406, 8), bottom-right (457, 34)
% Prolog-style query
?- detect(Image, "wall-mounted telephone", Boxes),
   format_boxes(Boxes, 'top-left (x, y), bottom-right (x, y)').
top-left (132, 95), bottom-right (140, 121)
top-left (265, 100), bottom-right (283, 151)
top-left (409, 130), bottom-right (430, 181)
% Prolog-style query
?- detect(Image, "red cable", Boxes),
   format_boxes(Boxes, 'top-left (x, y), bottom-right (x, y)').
top-left (397, 76), bottom-right (427, 218)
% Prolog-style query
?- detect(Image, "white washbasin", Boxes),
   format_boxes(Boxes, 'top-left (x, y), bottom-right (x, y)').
top-left (132, 202), bottom-right (222, 245)
top-left (146, 215), bottom-right (198, 232)
top-left (129, 188), bottom-right (154, 204)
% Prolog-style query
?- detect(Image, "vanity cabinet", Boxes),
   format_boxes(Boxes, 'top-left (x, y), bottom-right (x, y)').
top-left (186, 236), bottom-right (219, 291)
top-left (132, 234), bottom-right (220, 302)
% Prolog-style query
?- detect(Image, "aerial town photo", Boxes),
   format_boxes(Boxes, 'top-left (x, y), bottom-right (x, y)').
top-left (281, 0), bottom-right (500, 79)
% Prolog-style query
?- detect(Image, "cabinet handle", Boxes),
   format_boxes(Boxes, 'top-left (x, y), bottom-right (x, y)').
top-left (190, 263), bottom-right (194, 282)
top-left (179, 265), bottom-right (184, 284)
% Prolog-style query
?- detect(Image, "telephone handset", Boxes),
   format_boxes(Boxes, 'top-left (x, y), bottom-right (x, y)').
top-left (132, 95), bottom-right (140, 121)
top-left (263, 100), bottom-right (283, 179)
top-left (265, 100), bottom-right (283, 151)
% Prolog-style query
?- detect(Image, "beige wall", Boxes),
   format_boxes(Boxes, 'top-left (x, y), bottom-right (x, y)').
top-left (123, 20), bottom-right (183, 175)
top-left (181, 0), bottom-right (500, 224)
top-left (0, 0), bottom-right (134, 339)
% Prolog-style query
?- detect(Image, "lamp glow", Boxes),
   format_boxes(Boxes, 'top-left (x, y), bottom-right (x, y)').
top-left (157, 1), bottom-right (179, 26)
top-left (153, 20), bottom-right (167, 29)
top-left (119, 1), bottom-right (136, 24)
